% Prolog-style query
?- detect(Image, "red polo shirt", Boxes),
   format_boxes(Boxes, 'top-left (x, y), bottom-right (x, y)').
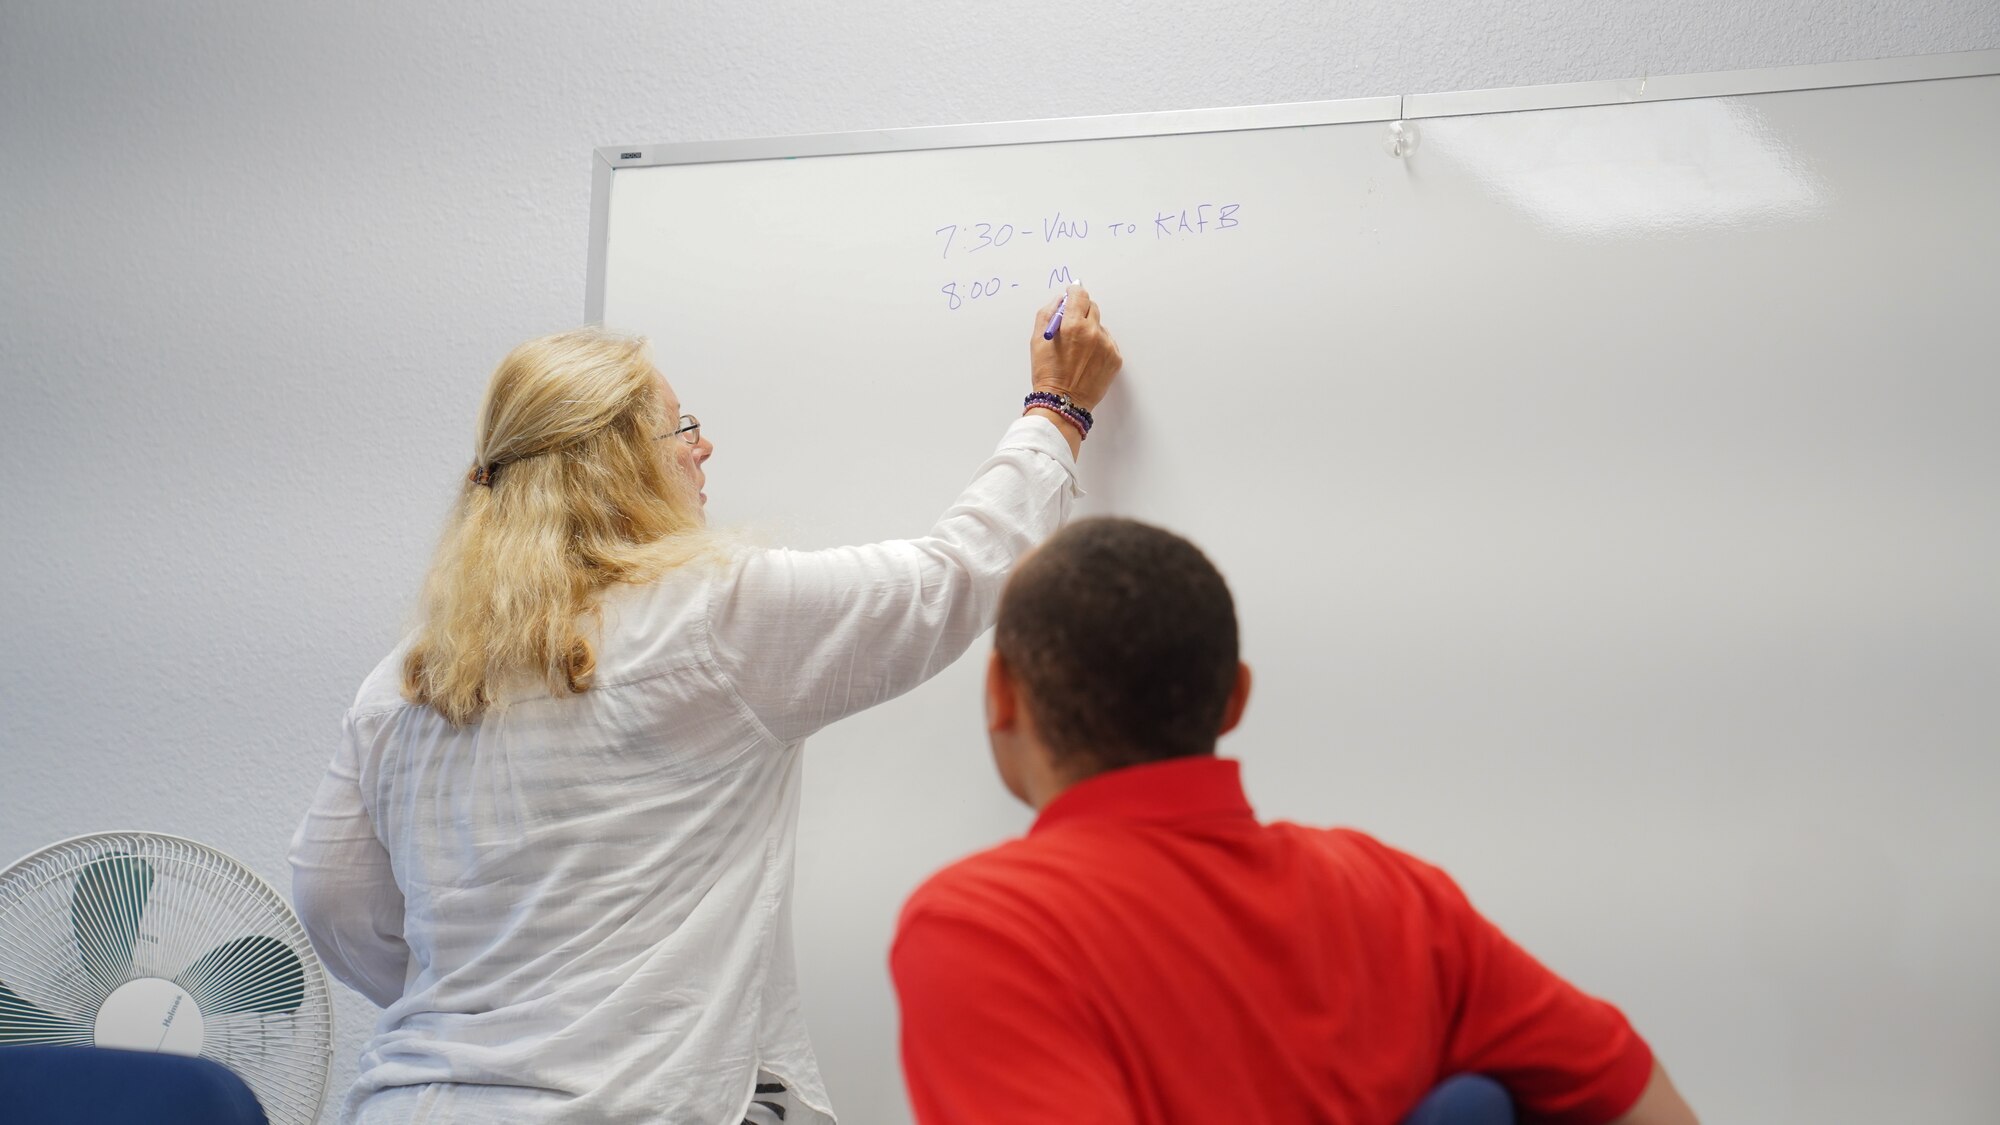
top-left (892, 756), bottom-right (1652, 1125)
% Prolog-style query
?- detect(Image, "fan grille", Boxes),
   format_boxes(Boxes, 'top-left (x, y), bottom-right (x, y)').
top-left (0, 832), bottom-right (332, 1124)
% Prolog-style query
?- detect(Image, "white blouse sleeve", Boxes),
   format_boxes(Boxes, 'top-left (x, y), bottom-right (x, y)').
top-left (288, 716), bottom-right (410, 1008)
top-left (708, 416), bottom-right (1080, 746)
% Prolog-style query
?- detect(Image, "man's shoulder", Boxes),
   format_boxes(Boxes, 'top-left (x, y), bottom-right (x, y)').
top-left (898, 823), bottom-right (1153, 947)
top-left (903, 832), bottom-right (1071, 916)
top-left (1265, 821), bottom-right (1404, 864)
top-left (902, 822), bottom-right (1425, 921)
top-left (1251, 821), bottom-right (1476, 918)
top-left (911, 822), bottom-right (1407, 891)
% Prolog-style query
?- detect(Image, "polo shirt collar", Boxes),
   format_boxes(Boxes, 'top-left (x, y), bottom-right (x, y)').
top-left (1031, 756), bottom-right (1254, 835)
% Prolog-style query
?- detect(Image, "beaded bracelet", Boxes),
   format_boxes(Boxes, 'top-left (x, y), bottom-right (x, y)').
top-left (1023, 401), bottom-right (1092, 438)
top-left (1023, 391), bottom-right (1093, 437)
top-left (1024, 391), bottom-right (1093, 427)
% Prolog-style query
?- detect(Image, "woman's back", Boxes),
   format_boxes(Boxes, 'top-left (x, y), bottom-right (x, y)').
top-left (298, 412), bottom-right (1082, 1122)
top-left (332, 563), bottom-right (832, 1123)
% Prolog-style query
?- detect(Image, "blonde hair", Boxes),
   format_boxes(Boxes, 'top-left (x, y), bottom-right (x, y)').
top-left (403, 327), bottom-right (717, 725)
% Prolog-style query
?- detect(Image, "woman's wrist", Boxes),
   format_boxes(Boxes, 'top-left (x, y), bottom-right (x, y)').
top-left (1024, 404), bottom-right (1086, 453)
top-left (1022, 391), bottom-right (1093, 438)
top-left (1030, 383), bottom-right (1097, 413)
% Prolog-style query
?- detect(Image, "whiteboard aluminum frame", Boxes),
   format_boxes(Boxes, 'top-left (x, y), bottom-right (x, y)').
top-left (586, 48), bottom-right (2000, 321)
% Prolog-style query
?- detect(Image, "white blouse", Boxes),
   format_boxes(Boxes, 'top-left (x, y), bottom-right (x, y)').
top-left (290, 416), bottom-right (1078, 1125)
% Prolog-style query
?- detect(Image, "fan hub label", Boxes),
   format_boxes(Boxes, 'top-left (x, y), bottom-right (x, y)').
top-left (94, 977), bottom-right (204, 1055)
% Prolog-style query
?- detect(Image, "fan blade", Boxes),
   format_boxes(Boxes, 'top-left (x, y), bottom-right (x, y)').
top-left (71, 852), bottom-right (154, 992)
top-left (177, 935), bottom-right (305, 1016)
top-left (0, 979), bottom-right (89, 1043)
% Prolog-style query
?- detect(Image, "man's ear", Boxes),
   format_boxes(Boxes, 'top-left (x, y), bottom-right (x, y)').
top-left (1217, 661), bottom-right (1252, 736)
top-left (986, 650), bottom-right (1019, 734)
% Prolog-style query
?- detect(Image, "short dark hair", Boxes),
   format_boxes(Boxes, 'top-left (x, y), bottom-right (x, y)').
top-left (995, 518), bottom-right (1239, 772)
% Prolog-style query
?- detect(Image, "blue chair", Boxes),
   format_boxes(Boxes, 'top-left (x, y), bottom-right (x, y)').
top-left (0, 1044), bottom-right (268, 1124)
top-left (1403, 1074), bottom-right (1515, 1125)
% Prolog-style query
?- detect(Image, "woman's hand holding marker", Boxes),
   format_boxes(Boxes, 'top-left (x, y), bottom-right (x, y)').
top-left (1025, 285), bottom-right (1121, 455)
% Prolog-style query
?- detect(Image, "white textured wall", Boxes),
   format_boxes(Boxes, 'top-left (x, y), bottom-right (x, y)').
top-left (4, 3), bottom-right (1995, 1122)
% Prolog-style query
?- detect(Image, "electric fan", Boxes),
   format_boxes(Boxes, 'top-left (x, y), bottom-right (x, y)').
top-left (0, 831), bottom-right (333, 1123)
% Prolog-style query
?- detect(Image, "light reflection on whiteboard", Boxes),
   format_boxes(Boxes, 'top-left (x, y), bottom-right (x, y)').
top-left (1430, 99), bottom-right (1826, 238)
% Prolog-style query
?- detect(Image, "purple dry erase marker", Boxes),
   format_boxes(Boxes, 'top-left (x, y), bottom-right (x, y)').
top-left (1042, 290), bottom-right (1070, 340)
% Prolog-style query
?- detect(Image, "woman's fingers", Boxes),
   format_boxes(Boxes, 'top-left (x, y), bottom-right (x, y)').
top-left (1033, 291), bottom-right (1064, 330)
top-left (1065, 285), bottom-right (1093, 321)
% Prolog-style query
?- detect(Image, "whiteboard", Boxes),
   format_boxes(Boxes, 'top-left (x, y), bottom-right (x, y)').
top-left (593, 52), bottom-right (2000, 1124)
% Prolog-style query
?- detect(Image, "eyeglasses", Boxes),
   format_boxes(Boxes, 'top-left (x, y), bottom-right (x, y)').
top-left (658, 414), bottom-right (701, 446)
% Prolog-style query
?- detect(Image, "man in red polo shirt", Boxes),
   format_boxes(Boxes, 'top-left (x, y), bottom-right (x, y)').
top-left (891, 518), bottom-right (1697, 1125)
